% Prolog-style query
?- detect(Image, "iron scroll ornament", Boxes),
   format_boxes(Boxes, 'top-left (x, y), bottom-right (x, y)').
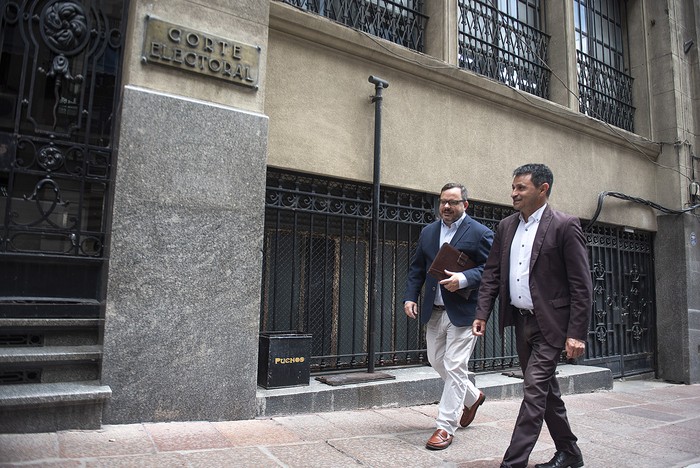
top-left (40, 1), bottom-right (91, 56)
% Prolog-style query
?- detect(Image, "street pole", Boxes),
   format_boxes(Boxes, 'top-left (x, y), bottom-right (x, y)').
top-left (367, 75), bottom-right (388, 373)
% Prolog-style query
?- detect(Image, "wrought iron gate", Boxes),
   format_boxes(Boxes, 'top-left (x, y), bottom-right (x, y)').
top-left (261, 169), bottom-right (520, 373)
top-left (585, 225), bottom-right (655, 377)
top-left (262, 170), bottom-right (657, 378)
top-left (0, 0), bottom-right (127, 313)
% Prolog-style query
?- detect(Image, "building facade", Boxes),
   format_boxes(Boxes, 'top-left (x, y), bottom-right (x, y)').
top-left (0, 0), bottom-right (698, 431)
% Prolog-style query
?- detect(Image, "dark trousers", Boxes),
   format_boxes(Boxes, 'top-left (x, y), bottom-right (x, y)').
top-left (501, 313), bottom-right (580, 468)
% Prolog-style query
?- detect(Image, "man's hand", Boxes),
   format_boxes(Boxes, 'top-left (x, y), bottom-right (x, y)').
top-left (565, 337), bottom-right (586, 359)
top-left (439, 269), bottom-right (461, 292)
top-left (472, 319), bottom-right (486, 336)
top-left (404, 301), bottom-right (419, 320)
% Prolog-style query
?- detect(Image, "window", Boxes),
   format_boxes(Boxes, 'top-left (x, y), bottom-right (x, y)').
top-left (280, 0), bottom-right (427, 52)
top-left (574, 0), bottom-right (634, 131)
top-left (458, 0), bottom-right (550, 98)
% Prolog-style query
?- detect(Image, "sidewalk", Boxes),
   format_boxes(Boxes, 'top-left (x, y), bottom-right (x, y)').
top-left (1, 378), bottom-right (698, 467)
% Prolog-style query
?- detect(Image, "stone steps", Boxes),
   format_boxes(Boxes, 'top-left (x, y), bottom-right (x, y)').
top-left (0, 313), bottom-right (110, 433)
top-left (0, 381), bottom-right (111, 433)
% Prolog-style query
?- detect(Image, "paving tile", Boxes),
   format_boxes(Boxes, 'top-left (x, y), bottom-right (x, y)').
top-left (2, 381), bottom-right (699, 467)
top-left (609, 405), bottom-right (685, 423)
top-left (591, 405), bottom-right (670, 430)
top-left (315, 408), bottom-right (413, 437)
top-left (82, 452), bottom-right (189, 467)
top-left (652, 420), bottom-right (700, 441)
top-left (580, 428), bottom-right (694, 465)
top-left (0, 460), bottom-right (82, 468)
top-left (0, 433), bottom-right (58, 463)
top-left (212, 419), bottom-right (303, 446)
top-left (638, 396), bottom-right (700, 415)
top-left (272, 414), bottom-right (354, 441)
top-left (469, 398), bottom-right (523, 423)
top-left (673, 417), bottom-right (700, 431)
top-left (396, 423), bottom-right (516, 462)
top-left (58, 424), bottom-right (155, 458)
top-left (408, 404), bottom-right (439, 420)
top-left (371, 406), bottom-right (437, 431)
top-left (581, 447), bottom-right (675, 468)
top-left (575, 411), bottom-right (646, 437)
top-left (181, 447), bottom-right (281, 467)
top-left (332, 436), bottom-right (445, 467)
top-left (455, 460), bottom-right (500, 467)
top-left (629, 427), bottom-right (698, 454)
top-left (143, 421), bottom-right (232, 452)
top-left (563, 392), bottom-right (645, 415)
top-left (265, 441), bottom-right (362, 467)
top-left (646, 383), bottom-right (700, 399)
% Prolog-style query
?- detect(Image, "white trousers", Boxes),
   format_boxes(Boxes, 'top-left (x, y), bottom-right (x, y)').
top-left (426, 309), bottom-right (481, 435)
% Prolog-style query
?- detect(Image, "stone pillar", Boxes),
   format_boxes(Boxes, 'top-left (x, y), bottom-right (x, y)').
top-left (655, 214), bottom-right (700, 384)
top-left (545, 0), bottom-right (578, 110)
top-left (101, 0), bottom-right (270, 423)
top-left (424, 0), bottom-right (458, 65)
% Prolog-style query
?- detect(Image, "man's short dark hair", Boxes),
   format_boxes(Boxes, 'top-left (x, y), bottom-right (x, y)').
top-left (513, 164), bottom-right (553, 197)
top-left (440, 182), bottom-right (468, 201)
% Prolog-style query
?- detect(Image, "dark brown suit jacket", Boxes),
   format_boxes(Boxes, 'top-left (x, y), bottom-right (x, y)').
top-left (475, 205), bottom-right (592, 348)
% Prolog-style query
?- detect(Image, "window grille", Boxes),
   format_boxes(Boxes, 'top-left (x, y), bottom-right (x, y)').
top-left (279, 0), bottom-right (427, 52)
top-left (574, 0), bottom-right (634, 131)
top-left (457, 0), bottom-right (550, 99)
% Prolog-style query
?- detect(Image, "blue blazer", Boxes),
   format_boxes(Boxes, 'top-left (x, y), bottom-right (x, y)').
top-left (404, 214), bottom-right (494, 327)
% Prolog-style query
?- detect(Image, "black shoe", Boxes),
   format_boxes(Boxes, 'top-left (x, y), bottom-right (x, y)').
top-left (535, 450), bottom-right (584, 468)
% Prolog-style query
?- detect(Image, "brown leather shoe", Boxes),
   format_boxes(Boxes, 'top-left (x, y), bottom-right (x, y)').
top-left (460, 391), bottom-right (485, 427)
top-left (425, 429), bottom-right (453, 450)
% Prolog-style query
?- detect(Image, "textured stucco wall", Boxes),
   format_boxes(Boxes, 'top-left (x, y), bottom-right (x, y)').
top-left (265, 2), bottom-right (661, 230)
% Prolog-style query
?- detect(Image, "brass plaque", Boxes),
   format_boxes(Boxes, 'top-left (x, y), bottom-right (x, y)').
top-left (142, 16), bottom-right (260, 90)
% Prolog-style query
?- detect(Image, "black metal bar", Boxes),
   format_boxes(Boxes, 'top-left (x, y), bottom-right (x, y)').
top-left (281, 0), bottom-right (427, 52)
top-left (367, 75), bottom-right (388, 373)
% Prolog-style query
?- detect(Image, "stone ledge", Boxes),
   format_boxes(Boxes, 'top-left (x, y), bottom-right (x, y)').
top-left (0, 381), bottom-right (111, 409)
top-left (0, 381), bottom-right (111, 433)
top-left (0, 345), bottom-right (102, 363)
top-left (255, 364), bottom-right (613, 418)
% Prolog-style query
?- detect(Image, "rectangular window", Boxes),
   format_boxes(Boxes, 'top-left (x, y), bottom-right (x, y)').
top-left (574, 0), bottom-right (634, 131)
top-left (280, 0), bottom-right (427, 52)
top-left (457, 0), bottom-right (550, 98)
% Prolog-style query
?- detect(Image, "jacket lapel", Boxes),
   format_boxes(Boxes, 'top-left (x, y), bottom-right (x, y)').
top-left (503, 216), bottom-right (518, 268)
top-left (530, 205), bottom-right (552, 270)
top-left (449, 215), bottom-right (471, 246)
top-left (428, 220), bottom-right (442, 253)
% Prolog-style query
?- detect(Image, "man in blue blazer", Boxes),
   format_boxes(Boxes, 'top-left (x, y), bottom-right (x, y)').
top-left (404, 182), bottom-right (494, 450)
top-left (473, 164), bottom-right (592, 468)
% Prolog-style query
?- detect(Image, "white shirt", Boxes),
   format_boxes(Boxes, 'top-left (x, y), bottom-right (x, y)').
top-left (434, 213), bottom-right (468, 306)
top-left (509, 204), bottom-right (547, 309)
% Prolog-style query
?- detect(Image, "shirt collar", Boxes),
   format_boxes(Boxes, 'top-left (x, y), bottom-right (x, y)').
top-left (519, 203), bottom-right (547, 224)
top-left (441, 212), bottom-right (467, 230)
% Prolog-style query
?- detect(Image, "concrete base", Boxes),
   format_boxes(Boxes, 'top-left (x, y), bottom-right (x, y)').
top-left (255, 364), bottom-right (613, 417)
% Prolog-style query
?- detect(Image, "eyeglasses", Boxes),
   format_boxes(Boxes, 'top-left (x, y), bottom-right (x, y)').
top-left (439, 199), bottom-right (465, 207)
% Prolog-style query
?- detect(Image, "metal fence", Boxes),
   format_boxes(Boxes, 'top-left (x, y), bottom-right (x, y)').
top-left (279, 0), bottom-right (427, 52)
top-left (261, 169), bottom-right (518, 373)
top-left (577, 50), bottom-right (635, 132)
top-left (261, 170), bottom-right (655, 378)
top-left (457, 0), bottom-right (550, 99)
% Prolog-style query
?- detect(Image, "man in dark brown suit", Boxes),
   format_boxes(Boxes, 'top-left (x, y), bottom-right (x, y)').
top-left (472, 164), bottom-right (592, 468)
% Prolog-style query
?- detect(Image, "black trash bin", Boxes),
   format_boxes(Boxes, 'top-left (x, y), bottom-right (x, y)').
top-left (257, 332), bottom-right (312, 389)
